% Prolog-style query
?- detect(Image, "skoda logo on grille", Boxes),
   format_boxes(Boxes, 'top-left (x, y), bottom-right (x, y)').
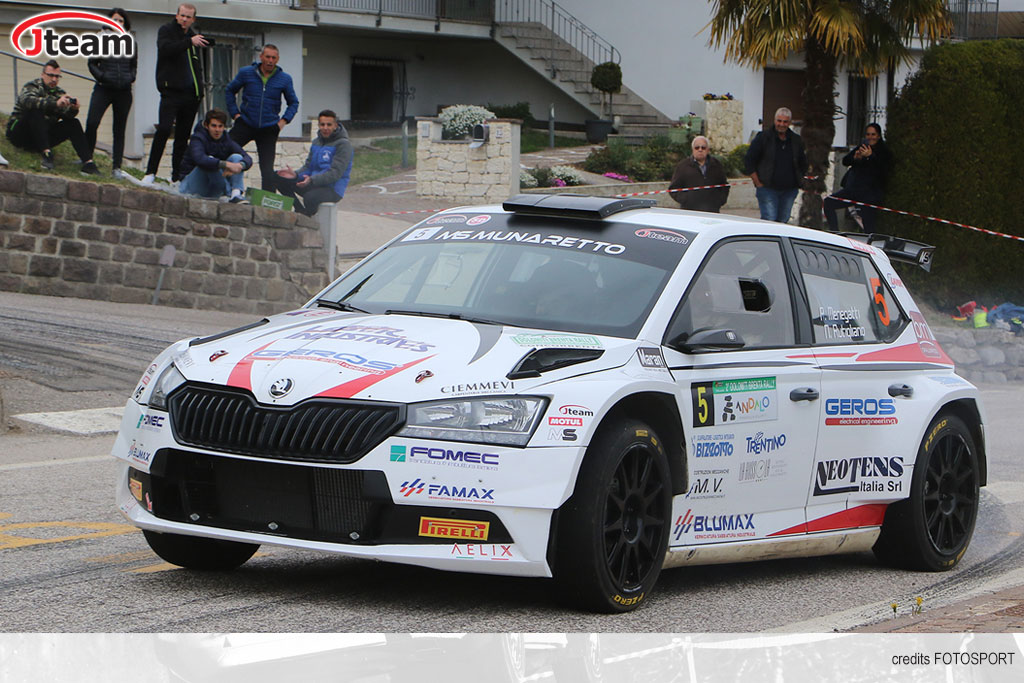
top-left (269, 378), bottom-right (294, 398)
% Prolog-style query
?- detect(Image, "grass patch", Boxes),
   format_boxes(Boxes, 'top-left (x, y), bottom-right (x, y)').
top-left (520, 128), bottom-right (590, 153)
top-left (350, 137), bottom-right (417, 186)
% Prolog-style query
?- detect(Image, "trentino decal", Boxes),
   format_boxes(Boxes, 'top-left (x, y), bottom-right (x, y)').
top-left (813, 456), bottom-right (905, 496)
top-left (673, 509), bottom-right (756, 541)
top-left (691, 377), bottom-right (777, 427)
top-left (745, 431), bottom-right (786, 455)
top-left (824, 397), bottom-right (897, 426)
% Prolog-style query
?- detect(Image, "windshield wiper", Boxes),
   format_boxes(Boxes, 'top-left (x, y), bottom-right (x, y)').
top-left (385, 309), bottom-right (504, 327)
top-left (314, 299), bottom-right (369, 313)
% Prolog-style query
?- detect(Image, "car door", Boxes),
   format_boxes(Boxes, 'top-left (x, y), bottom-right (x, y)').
top-left (662, 237), bottom-right (822, 546)
top-left (791, 240), bottom-right (920, 529)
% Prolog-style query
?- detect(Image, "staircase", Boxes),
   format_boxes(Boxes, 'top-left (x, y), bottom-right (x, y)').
top-left (493, 2), bottom-right (673, 143)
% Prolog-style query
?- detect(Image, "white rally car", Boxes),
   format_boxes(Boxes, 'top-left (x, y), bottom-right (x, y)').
top-left (114, 194), bottom-right (985, 613)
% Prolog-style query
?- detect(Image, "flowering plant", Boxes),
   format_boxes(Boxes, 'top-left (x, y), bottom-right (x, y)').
top-left (603, 172), bottom-right (632, 182)
top-left (702, 93), bottom-right (734, 100)
top-left (438, 104), bottom-right (496, 139)
top-left (549, 165), bottom-right (586, 185)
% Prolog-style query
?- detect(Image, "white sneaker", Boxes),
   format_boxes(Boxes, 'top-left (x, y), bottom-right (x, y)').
top-left (0, 150), bottom-right (8, 167)
top-left (140, 174), bottom-right (156, 186)
top-left (112, 168), bottom-right (128, 180)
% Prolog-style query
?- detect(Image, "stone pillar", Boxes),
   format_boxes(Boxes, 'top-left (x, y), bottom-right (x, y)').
top-left (691, 99), bottom-right (744, 153)
top-left (416, 117), bottom-right (521, 203)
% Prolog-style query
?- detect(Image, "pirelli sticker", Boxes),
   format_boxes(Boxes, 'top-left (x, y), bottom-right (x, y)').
top-left (418, 517), bottom-right (490, 541)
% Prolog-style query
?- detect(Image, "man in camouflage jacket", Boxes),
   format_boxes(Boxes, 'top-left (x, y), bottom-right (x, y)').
top-left (6, 60), bottom-right (98, 173)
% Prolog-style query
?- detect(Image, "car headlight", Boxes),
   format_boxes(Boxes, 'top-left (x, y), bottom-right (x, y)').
top-left (147, 364), bottom-right (186, 410)
top-left (397, 396), bottom-right (547, 446)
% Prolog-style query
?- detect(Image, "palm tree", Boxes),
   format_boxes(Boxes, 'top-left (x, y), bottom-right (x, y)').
top-left (707, 0), bottom-right (950, 228)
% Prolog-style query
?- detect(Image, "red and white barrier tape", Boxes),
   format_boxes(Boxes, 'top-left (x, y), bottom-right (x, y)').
top-left (825, 195), bottom-right (1024, 244)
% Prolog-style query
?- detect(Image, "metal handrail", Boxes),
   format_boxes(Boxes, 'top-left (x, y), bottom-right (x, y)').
top-left (1, 48), bottom-right (95, 102)
top-left (494, 0), bottom-right (619, 83)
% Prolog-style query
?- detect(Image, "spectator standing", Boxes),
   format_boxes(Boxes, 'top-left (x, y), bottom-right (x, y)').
top-left (85, 7), bottom-right (137, 179)
top-left (744, 107), bottom-right (808, 223)
top-left (276, 110), bottom-right (353, 216)
top-left (824, 123), bottom-right (892, 233)
top-left (226, 44), bottom-right (299, 192)
top-left (5, 60), bottom-right (99, 174)
top-left (178, 109), bottom-right (251, 202)
top-left (143, 3), bottom-right (208, 185)
top-left (668, 135), bottom-right (730, 213)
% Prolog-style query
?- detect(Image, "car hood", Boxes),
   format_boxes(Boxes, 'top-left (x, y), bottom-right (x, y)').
top-left (173, 310), bottom-right (637, 405)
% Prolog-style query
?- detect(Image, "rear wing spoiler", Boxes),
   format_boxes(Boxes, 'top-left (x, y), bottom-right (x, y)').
top-left (842, 233), bottom-right (935, 272)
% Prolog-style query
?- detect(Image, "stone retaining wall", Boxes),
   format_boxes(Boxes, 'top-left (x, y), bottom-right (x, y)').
top-left (416, 118), bottom-right (520, 203)
top-left (934, 325), bottom-right (1024, 384)
top-left (0, 170), bottom-right (329, 315)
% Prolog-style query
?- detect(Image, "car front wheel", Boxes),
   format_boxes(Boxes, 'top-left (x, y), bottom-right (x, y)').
top-left (554, 418), bottom-right (672, 613)
top-left (874, 413), bottom-right (980, 571)
top-left (143, 530), bottom-right (259, 570)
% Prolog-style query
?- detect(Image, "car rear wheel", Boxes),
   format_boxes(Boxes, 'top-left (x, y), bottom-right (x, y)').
top-left (143, 530), bottom-right (259, 570)
top-left (554, 418), bottom-right (671, 613)
top-left (552, 633), bottom-right (603, 683)
top-left (873, 413), bottom-right (979, 571)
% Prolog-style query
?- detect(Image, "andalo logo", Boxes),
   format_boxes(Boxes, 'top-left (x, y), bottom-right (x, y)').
top-left (11, 11), bottom-right (135, 59)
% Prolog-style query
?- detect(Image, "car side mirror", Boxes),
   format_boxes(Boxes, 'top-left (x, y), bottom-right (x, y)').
top-left (668, 328), bottom-right (746, 353)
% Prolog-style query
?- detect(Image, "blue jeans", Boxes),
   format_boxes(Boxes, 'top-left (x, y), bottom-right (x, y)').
top-left (756, 186), bottom-right (799, 223)
top-left (179, 153), bottom-right (245, 198)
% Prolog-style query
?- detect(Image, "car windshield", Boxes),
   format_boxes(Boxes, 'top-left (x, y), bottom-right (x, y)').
top-left (318, 214), bottom-right (693, 338)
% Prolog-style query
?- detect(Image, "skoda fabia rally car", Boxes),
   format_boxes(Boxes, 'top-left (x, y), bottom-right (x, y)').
top-left (114, 194), bottom-right (985, 613)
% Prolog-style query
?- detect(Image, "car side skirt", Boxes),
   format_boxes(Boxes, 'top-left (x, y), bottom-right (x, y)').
top-left (662, 527), bottom-right (881, 568)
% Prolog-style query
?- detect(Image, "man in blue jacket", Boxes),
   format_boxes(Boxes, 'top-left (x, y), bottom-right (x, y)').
top-left (178, 109), bottom-right (252, 202)
top-left (226, 45), bottom-right (299, 192)
top-left (277, 109), bottom-right (353, 216)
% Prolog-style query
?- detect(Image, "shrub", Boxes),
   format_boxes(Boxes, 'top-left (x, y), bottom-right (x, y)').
top-left (487, 101), bottom-right (536, 128)
top-left (883, 39), bottom-right (1024, 305)
top-left (549, 165), bottom-right (586, 186)
top-left (438, 104), bottom-right (495, 139)
top-left (522, 165), bottom-right (585, 188)
top-left (519, 170), bottom-right (539, 188)
top-left (720, 143), bottom-right (749, 178)
top-left (582, 136), bottom-right (689, 182)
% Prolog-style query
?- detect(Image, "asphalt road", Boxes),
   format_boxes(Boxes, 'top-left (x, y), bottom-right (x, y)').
top-left (1, 292), bottom-right (1022, 633)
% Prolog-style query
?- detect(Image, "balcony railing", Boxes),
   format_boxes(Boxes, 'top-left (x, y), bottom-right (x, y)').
top-left (948, 0), bottom-right (1000, 40)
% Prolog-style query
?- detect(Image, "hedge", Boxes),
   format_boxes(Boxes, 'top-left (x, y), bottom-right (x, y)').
top-left (883, 39), bottom-right (1024, 306)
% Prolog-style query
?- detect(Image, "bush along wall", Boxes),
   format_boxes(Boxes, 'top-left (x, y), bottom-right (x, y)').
top-left (883, 39), bottom-right (1024, 306)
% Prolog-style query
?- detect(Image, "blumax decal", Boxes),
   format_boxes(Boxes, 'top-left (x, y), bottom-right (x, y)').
top-left (674, 509), bottom-right (755, 541)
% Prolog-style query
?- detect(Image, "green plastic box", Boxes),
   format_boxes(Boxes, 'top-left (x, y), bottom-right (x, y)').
top-left (246, 188), bottom-right (294, 211)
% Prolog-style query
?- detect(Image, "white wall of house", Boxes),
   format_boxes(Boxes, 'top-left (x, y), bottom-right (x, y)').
top-left (302, 32), bottom-right (593, 125)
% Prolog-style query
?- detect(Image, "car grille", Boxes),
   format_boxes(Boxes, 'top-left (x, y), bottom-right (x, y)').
top-left (168, 384), bottom-right (404, 463)
top-left (149, 450), bottom-right (377, 543)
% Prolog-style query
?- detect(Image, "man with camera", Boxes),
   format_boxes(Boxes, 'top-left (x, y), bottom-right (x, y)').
top-left (5, 60), bottom-right (99, 174)
top-left (142, 3), bottom-right (209, 185)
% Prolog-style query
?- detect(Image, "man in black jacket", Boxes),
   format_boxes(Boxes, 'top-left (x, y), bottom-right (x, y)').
top-left (669, 136), bottom-right (729, 213)
top-left (143, 3), bottom-right (209, 185)
top-left (744, 107), bottom-right (808, 223)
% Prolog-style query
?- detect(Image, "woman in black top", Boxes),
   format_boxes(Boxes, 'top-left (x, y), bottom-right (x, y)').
top-left (825, 122), bottom-right (892, 232)
top-left (84, 8), bottom-right (137, 177)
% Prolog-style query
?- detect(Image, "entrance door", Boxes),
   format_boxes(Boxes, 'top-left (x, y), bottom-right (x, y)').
top-left (762, 68), bottom-right (806, 128)
top-left (351, 61), bottom-right (394, 121)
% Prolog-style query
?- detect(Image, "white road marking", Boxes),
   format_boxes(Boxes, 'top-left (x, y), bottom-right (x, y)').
top-left (0, 455), bottom-right (110, 471)
top-left (13, 406), bottom-right (123, 436)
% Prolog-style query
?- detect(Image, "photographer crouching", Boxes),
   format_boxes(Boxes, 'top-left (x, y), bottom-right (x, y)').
top-left (5, 60), bottom-right (100, 174)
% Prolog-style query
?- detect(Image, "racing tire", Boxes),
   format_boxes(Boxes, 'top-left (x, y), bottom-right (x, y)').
top-left (554, 418), bottom-right (672, 613)
top-left (873, 413), bottom-right (979, 571)
top-left (445, 634), bottom-right (527, 683)
top-left (143, 530), bottom-right (259, 570)
top-left (552, 633), bottom-right (604, 683)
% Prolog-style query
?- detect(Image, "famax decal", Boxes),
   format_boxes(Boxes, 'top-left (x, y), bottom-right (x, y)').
top-left (691, 377), bottom-right (777, 427)
top-left (11, 11), bottom-right (134, 59)
top-left (674, 509), bottom-right (756, 541)
top-left (418, 517), bottom-right (490, 540)
top-left (450, 544), bottom-right (513, 560)
top-left (824, 397), bottom-right (897, 425)
top-left (813, 456), bottom-right (905, 496)
top-left (285, 324), bottom-right (434, 353)
top-left (398, 478), bottom-right (495, 503)
top-left (127, 440), bottom-right (152, 467)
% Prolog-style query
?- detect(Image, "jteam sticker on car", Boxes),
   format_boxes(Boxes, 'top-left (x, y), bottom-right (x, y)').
top-left (691, 377), bottom-right (777, 427)
top-left (813, 456), bottom-right (906, 496)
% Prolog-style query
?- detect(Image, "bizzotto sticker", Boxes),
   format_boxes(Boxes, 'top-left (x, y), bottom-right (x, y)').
top-left (690, 432), bottom-right (734, 458)
top-left (691, 377), bottom-right (777, 428)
